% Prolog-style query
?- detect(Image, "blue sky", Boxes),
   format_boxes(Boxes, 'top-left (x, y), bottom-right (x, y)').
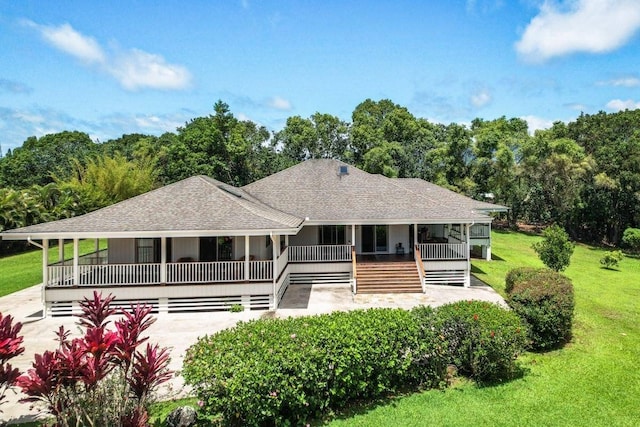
top-left (1, 0), bottom-right (640, 151)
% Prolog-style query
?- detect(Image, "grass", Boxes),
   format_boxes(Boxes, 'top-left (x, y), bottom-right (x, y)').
top-left (327, 230), bottom-right (640, 427)
top-left (0, 240), bottom-right (105, 297)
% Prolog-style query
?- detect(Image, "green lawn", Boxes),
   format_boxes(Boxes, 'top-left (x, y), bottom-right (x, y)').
top-left (0, 240), bottom-right (105, 297)
top-left (328, 230), bottom-right (640, 427)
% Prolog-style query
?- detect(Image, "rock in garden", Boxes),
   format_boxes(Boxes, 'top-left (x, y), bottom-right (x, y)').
top-left (166, 406), bottom-right (197, 427)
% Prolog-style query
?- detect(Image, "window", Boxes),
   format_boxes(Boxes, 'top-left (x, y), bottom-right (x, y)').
top-left (136, 238), bottom-right (159, 263)
top-left (318, 225), bottom-right (346, 245)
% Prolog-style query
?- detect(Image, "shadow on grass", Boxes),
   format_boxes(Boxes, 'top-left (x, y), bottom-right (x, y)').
top-left (471, 264), bottom-right (485, 274)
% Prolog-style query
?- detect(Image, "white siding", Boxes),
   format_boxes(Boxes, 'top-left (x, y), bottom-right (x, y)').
top-left (172, 237), bottom-right (198, 262)
top-left (388, 225), bottom-right (410, 254)
top-left (107, 238), bottom-right (135, 264)
top-left (290, 225), bottom-right (318, 246)
top-left (231, 236), bottom-right (270, 261)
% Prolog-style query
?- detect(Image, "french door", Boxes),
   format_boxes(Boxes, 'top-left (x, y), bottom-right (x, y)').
top-left (361, 225), bottom-right (388, 253)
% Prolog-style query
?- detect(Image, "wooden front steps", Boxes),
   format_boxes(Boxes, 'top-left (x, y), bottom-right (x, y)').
top-left (356, 261), bottom-right (422, 294)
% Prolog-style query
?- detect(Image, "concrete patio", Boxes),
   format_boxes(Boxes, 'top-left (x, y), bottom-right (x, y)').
top-left (0, 278), bottom-right (504, 424)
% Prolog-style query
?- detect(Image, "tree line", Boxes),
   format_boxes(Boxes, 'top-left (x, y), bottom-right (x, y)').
top-left (1, 99), bottom-right (639, 249)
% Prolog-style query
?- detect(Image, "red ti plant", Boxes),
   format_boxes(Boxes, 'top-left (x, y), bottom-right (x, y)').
top-left (0, 312), bottom-right (24, 413)
top-left (16, 292), bottom-right (173, 427)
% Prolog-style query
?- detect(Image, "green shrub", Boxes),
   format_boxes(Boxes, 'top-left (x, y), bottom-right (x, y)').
top-left (229, 303), bottom-right (244, 312)
top-left (432, 301), bottom-right (527, 382)
top-left (506, 269), bottom-right (575, 351)
top-left (600, 250), bottom-right (623, 269)
top-left (505, 267), bottom-right (545, 294)
top-left (532, 225), bottom-right (575, 271)
top-left (622, 227), bottom-right (640, 253)
top-left (183, 308), bottom-right (447, 426)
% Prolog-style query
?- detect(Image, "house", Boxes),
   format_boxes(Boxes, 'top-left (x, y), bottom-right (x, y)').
top-left (1, 159), bottom-right (506, 315)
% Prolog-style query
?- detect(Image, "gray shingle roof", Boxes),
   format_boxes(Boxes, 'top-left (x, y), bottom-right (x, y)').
top-left (242, 159), bottom-right (492, 223)
top-left (2, 176), bottom-right (303, 238)
top-left (394, 178), bottom-right (509, 213)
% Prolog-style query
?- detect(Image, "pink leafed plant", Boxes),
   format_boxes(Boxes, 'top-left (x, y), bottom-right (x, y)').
top-left (16, 291), bottom-right (173, 426)
top-left (0, 312), bottom-right (25, 413)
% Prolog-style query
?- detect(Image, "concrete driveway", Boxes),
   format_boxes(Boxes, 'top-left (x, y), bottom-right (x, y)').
top-left (0, 279), bottom-right (504, 424)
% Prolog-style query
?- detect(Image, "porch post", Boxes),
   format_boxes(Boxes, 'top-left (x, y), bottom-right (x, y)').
top-left (244, 235), bottom-right (250, 281)
top-left (42, 238), bottom-right (49, 287)
top-left (58, 238), bottom-right (64, 264)
top-left (351, 225), bottom-right (356, 248)
top-left (465, 224), bottom-right (471, 287)
top-left (42, 238), bottom-right (48, 318)
top-left (413, 223), bottom-right (418, 246)
top-left (271, 234), bottom-right (278, 310)
top-left (486, 223), bottom-right (492, 261)
top-left (73, 238), bottom-right (79, 286)
top-left (160, 237), bottom-right (167, 284)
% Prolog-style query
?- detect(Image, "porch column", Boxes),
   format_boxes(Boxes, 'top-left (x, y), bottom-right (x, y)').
top-left (465, 224), bottom-right (471, 288)
top-left (271, 234), bottom-right (278, 310)
top-left (413, 223), bottom-right (418, 247)
top-left (285, 235), bottom-right (289, 247)
top-left (160, 237), bottom-right (167, 284)
top-left (94, 238), bottom-right (99, 254)
top-left (244, 235), bottom-right (250, 281)
top-left (58, 238), bottom-right (64, 264)
top-left (486, 223), bottom-right (492, 261)
top-left (351, 225), bottom-right (356, 248)
top-left (73, 238), bottom-right (79, 286)
top-left (42, 238), bottom-right (48, 318)
top-left (42, 238), bottom-right (49, 287)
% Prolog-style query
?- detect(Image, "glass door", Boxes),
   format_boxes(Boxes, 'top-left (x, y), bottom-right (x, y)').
top-left (360, 225), bottom-right (388, 253)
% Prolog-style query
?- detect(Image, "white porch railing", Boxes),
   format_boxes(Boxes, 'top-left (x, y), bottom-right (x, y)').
top-left (470, 224), bottom-right (490, 238)
top-left (417, 243), bottom-right (467, 260)
top-left (48, 265), bottom-right (74, 287)
top-left (288, 245), bottom-right (352, 262)
top-left (79, 263), bottom-right (161, 285)
top-left (48, 260), bottom-right (276, 287)
top-left (167, 261), bottom-right (245, 283)
top-left (250, 260), bottom-right (273, 281)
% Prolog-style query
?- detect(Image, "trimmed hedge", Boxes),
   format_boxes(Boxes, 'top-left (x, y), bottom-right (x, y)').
top-left (506, 268), bottom-right (575, 351)
top-left (183, 308), bottom-right (447, 426)
top-left (183, 304), bottom-right (527, 426)
top-left (431, 301), bottom-right (527, 382)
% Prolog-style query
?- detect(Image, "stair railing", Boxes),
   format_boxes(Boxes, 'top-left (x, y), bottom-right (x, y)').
top-left (351, 246), bottom-right (357, 294)
top-left (414, 244), bottom-right (426, 293)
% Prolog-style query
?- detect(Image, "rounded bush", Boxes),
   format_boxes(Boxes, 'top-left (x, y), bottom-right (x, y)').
top-left (505, 267), bottom-right (545, 294)
top-left (506, 269), bottom-right (575, 351)
top-left (622, 227), bottom-right (640, 252)
top-left (182, 308), bottom-right (447, 426)
top-left (432, 300), bottom-right (527, 382)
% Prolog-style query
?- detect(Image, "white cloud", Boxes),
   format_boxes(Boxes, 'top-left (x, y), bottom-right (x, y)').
top-left (597, 76), bottom-right (640, 87)
top-left (266, 96), bottom-right (292, 111)
top-left (605, 98), bottom-right (640, 111)
top-left (109, 49), bottom-right (192, 91)
top-left (24, 21), bottom-right (191, 91)
top-left (516, 0), bottom-right (640, 62)
top-left (521, 115), bottom-right (554, 134)
top-left (470, 88), bottom-right (492, 107)
top-left (24, 20), bottom-right (106, 64)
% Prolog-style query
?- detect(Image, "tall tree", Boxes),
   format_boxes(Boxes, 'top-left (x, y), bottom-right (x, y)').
top-left (0, 131), bottom-right (97, 188)
top-left (273, 113), bottom-right (349, 163)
